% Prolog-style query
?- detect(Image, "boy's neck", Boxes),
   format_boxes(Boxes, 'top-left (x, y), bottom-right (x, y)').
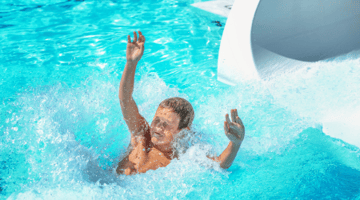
top-left (151, 146), bottom-right (174, 160)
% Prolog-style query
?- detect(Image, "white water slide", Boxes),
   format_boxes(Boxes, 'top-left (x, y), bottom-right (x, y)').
top-left (194, 0), bottom-right (360, 147)
top-left (218, 0), bottom-right (360, 82)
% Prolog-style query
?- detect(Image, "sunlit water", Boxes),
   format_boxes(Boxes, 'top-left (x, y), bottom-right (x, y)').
top-left (1, 0), bottom-right (360, 199)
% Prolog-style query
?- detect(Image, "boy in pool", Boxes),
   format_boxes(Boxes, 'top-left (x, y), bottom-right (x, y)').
top-left (116, 31), bottom-right (245, 175)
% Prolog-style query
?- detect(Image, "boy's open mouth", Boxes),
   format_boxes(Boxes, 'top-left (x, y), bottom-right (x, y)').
top-left (152, 131), bottom-right (163, 138)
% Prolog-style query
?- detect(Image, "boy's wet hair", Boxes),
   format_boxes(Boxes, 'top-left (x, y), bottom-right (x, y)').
top-left (159, 97), bottom-right (194, 130)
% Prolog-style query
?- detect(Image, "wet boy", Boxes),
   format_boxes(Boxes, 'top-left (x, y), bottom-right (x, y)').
top-left (116, 31), bottom-right (245, 175)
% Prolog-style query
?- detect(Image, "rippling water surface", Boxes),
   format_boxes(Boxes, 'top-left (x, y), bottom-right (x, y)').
top-left (1, 0), bottom-right (360, 199)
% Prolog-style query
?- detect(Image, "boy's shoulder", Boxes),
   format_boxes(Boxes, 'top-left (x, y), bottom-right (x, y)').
top-left (130, 121), bottom-right (152, 148)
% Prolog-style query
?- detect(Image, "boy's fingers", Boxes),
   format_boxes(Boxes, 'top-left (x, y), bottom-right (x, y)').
top-left (225, 114), bottom-right (231, 125)
top-left (224, 121), bottom-right (230, 132)
top-left (137, 31), bottom-right (142, 43)
top-left (225, 131), bottom-right (231, 138)
top-left (231, 109), bottom-right (236, 122)
top-left (133, 31), bottom-right (137, 43)
top-left (236, 116), bottom-right (244, 127)
top-left (139, 32), bottom-right (145, 44)
top-left (127, 35), bottom-right (131, 43)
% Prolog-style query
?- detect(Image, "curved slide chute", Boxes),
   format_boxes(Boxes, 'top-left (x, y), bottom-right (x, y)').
top-left (219, 0), bottom-right (360, 81)
top-left (218, 0), bottom-right (360, 147)
top-left (217, 0), bottom-right (260, 84)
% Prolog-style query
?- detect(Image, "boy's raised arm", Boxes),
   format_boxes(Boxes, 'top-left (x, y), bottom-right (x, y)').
top-left (119, 31), bottom-right (148, 138)
top-left (211, 109), bottom-right (245, 169)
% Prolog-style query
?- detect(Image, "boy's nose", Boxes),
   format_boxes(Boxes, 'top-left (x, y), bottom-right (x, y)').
top-left (153, 126), bottom-right (163, 132)
top-left (155, 122), bottom-right (166, 129)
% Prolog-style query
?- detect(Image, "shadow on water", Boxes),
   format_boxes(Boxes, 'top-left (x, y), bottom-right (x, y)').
top-left (0, 0), bottom-right (84, 14)
top-left (0, 24), bottom-right (14, 29)
top-left (0, 163), bottom-right (5, 195)
top-left (19, 5), bottom-right (42, 12)
top-left (0, 163), bottom-right (3, 193)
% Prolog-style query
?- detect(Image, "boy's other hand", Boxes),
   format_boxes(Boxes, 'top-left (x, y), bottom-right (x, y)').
top-left (126, 31), bottom-right (145, 63)
top-left (224, 109), bottom-right (245, 145)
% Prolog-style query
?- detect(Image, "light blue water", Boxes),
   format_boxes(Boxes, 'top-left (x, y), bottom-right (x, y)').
top-left (1, 0), bottom-right (360, 199)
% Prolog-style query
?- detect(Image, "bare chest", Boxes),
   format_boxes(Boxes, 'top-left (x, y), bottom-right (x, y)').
top-left (118, 145), bottom-right (171, 175)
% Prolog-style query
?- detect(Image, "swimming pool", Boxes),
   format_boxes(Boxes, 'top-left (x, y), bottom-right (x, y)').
top-left (1, 0), bottom-right (360, 199)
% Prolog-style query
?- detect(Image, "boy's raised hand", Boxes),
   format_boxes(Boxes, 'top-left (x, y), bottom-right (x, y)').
top-left (126, 31), bottom-right (145, 63)
top-left (224, 109), bottom-right (245, 145)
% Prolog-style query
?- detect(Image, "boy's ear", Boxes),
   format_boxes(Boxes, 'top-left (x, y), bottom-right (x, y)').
top-left (177, 127), bottom-right (190, 139)
top-left (178, 126), bottom-right (190, 131)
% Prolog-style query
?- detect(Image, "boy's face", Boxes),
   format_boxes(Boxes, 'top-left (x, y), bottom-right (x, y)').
top-left (150, 107), bottom-right (182, 151)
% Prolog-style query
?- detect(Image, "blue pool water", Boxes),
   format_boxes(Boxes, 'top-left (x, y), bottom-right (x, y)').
top-left (1, 0), bottom-right (360, 199)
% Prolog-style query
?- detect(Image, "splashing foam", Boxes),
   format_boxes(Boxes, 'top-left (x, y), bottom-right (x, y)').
top-left (264, 52), bottom-right (360, 147)
top-left (3, 69), bottom-right (313, 198)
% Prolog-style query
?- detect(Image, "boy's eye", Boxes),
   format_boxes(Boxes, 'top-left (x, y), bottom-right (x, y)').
top-left (163, 122), bottom-right (168, 128)
top-left (152, 118), bottom-right (160, 125)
